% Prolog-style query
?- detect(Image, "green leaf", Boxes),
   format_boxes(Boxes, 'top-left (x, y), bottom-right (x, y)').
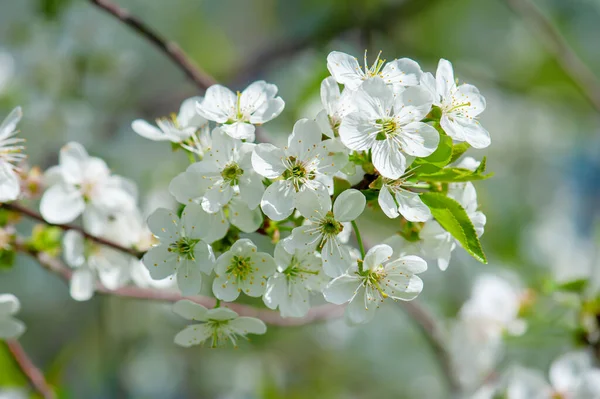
top-left (0, 249), bottom-right (15, 270)
top-left (475, 156), bottom-right (487, 174)
top-left (420, 192), bottom-right (487, 263)
top-left (333, 177), bottom-right (351, 199)
top-left (555, 279), bottom-right (588, 294)
top-left (0, 342), bottom-right (27, 386)
top-left (416, 167), bottom-right (494, 183)
top-left (27, 225), bottom-right (63, 257)
top-left (412, 135), bottom-right (453, 174)
top-left (449, 142), bottom-right (471, 164)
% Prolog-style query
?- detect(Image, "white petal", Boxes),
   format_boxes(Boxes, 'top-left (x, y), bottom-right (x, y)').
top-left (40, 184), bottom-right (85, 224)
top-left (221, 122), bottom-right (255, 141)
top-left (168, 167), bottom-right (213, 205)
top-left (550, 351), bottom-right (593, 394)
top-left (70, 268), bottom-right (95, 301)
top-left (333, 189), bottom-right (365, 222)
top-left (316, 109), bottom-right (335, 138)
top-left (507, 367), bottom-right (553, 399)
top-left (398, 122), bottom-right (439, 157)
top-left (287, 119), bottom-right (322, 160)
top-left (228, 197), bottom-right (263, 233)
top-left (345, 286), bottom-right (377, 324)
top-left (454, 84), bottom-right (486, 117)
top-left (260, 180), bottom-right (296, 221)
top-left (0, 294), bottom-right (20, 316)
top-left (131, 120), bottom-right (171, 141)
top-left (238, 171), bottom-right (264, 209)
top-left (0, 107), bottom-right (22, 139)
top-left (339, 113), bottom-right (377, 151)
top-left (59, 142), bottom-right (89, 185)
top-left (380, 58), bottom-right (422, 86)
top-left (574, 370), bottom-right (600, 398)
top-left (395, 85), bottom-right (434, 123)
top-left (250, 97), bottom-right (284, 124)
top-left (146, 208), bottom-right (179, 241)
top-left (174, 324), bottom-right (211, 347)
top-left (320, 76), bottom-right (342, 115)
top-left (321, 239), bottom-right (352, 277)
top-left (383, 273), bottom-right (424, 301)
top-left (177, 96), bottom-right (207, 127)
top-left (326, 51), bottom-right (364, 90)
top-left (284, 225), bottom-right (322, 252)
top-left (177, 258), bottom-right (203, 296)
top-left (295, 185), bottom-right (332, 219)
top-left (252, 143), bottom-right (286, 179)
top-left (212, 274), bottom-right (240, 302)
top-left (142, 245), bottom-right (179, 279)
top-left (181, 203), bottom-right (211, 240)
top-left (387, 255), bottom-right (428, 274)
top-left (378, 185), bottom-right (400, 218)
top-left (323, 275), bottom-right (361, 304)
top-left (229, 317), bottom-right (267, 335)
top-left (419, 72), bottom-right (439, 104)
top-left (436, 59), bottom-right (456, 99)
top-left (0, 318), bottom-right (25, 339)
top-left (0, 163), bottom-right (20, 202)
top-left (354, 77), bottom-right (394, 118)
top-left (173, 300), bottom-right (209, 321)
top-left (201, 183), bottom-right (232, 213)
top-left (240, 81), bottom-right (274, 115)
top-left (202, 210), bottom-right (229, 243)
top-left (363, 244), bottom-right (393, 270)
top-left (196, 85), bottom-right (236, 123)
top-left (63, 230), bottom-right (85, 267)
top-left (372, 139), bottom-right (406, 179)
top-left (206, 307), bottom-right (239, 321)
top-left (395, 190), bottom-right (431, 222)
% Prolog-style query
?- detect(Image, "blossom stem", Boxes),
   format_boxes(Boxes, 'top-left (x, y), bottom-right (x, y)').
top-left (351, 220), bottom-right (366, 261)
top-left (88, 0), bottom-right (216, 91)
top-left (5, 340), bottom-right (55, 399)
top-left (215, 299), bottom-right (221, 308)
top-left (185, 150), bottom-right (197, 164)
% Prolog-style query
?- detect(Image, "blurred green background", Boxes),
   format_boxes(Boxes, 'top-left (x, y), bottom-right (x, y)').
top-left (1, 0), bottom-right (600, 397)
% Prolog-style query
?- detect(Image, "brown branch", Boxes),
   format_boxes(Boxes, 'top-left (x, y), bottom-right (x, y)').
top-left (400, 302), bottom-right (460, 394)
top-left (89, 0), bottom-right (217, 91)
top-left (6, 340), bottom-right (55, 399)
top-left (503, 0), bottom-right (600, 113)
top-left (3, 202), bottom-right (143, 259)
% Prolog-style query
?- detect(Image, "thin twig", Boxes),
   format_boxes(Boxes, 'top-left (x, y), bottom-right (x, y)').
top-left (6, 340), bottom-right (55, 399)
top-left (89, 0), bottom-right (216, 91)
top-left (3, 202), bottom-right (143, 259)
top-left (503, 0), bottom-right (600, 113)
top-left (400, 302), bottom-right (460, 394)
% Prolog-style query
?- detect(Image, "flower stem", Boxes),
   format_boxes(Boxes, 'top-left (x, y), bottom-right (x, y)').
top-left (215, 299), bottom-right (221, 308)
top-left (351, 220), bottom-right (366, 260)
top-left (185, 150), bottom-right (197, 164)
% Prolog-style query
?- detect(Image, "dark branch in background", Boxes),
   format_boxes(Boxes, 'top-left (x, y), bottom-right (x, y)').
top-left (89, 0), bottom-right (217, 91)
top-left (231, 0), bottom-right (444, 85)
top-left (503, 0), bottom-right (600, 113)
top-left (3, 203), bottom-right (143, 259)
top-left (6, 340), bottom-right (55, 399)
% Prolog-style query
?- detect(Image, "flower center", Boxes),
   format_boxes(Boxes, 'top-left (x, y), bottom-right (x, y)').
top-left (375, 118), bottom-right (398, 140)
top-left (364, 266), bottom-right (388, 298)
top-left (282, 255), bottom-right (319, 280)
top-left (363, 50), bottom-right (386, 78)
top-left (168, 237), bottom-right (200, 260)
top-left (221, 163), bottom-right (244, 186)
top-left (319, 212), bottom-right (343, 237)
top-left (226, 255), bottom-right (255, 280)
top-left (283, 156), bottom-right (315, 190)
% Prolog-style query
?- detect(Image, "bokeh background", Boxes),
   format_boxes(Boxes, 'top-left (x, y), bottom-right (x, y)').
top-left (1, 0), bottom-right (600, 397)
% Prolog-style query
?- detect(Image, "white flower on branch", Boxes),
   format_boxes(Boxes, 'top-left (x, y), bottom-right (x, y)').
top-left (0, 293), bottom-right (25, 339)
top-left (324, 244), bottom-right (426, 324)
top-left (40, 142), bottom-right (137, 235)
top-left (142, 204), bottom-right (215, 296)
top-left (283, 188), bottom-right (365, 278)
top-left (0, 107), bottom-right (25, 202)
top-left (63, 230), bottom-right (133, 301)
top-left (212, 238), bottom-right (276, 302)
top-left (132, 96), bottom-right (210, 154)
top-left (378, 177), bottom-right (432, 222)
top-left (327, 50), bottom-right (422, 91)
top-left (173, 300), bottom-right (266, 348)
top-left (263, 242), bottom-right (328, 318)
top-left (197, 81), bottom-right (284, 141)
top-left (339, 78), bottom-right (439, 179)
top-left (506, 351), bottom-right (600, 399)
top-left (169, 127), bottom-right (264, 213)
top-left (252, 118), bottom-right (348, 221)
top-left (420, 59), bottom-right (490, 149)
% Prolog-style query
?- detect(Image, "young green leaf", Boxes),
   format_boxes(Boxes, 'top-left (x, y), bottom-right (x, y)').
top-left (420, 192), bottom-right (487, 263)
top-left (449, 142), bottom-right (471, 164)
top-left (411, 135), bottom-right (453, 174)
top-left (416, 167), bottom-right (493, 183)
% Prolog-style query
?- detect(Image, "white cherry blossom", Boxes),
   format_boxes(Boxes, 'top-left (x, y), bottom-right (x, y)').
top-left (169, 127), bottom-right (264, 212)
top-left (132, 96), bottom-right (209, 154)
top-left (378, 177), bottom-right (431, 221)
top-left (420, 59), bottom-right (490, 148)
top-left (252, 118), bottom-right (347, 221)
top-left (506, 351), bottom-right (600, 399)
top-left (197, 81), bottom-right (284, 141)
top-left (327, 50), bottom-right (422, 91)
top-left (339, 77), bottom-right (439, 179)
top-left (212, 238), bottom-right (276, 302)
top-left (142, 204), bottom-right (215, 296)
top-left (173, 300), bottom-right (266, 348)
top-left (0, 107), bottom-right (25, 202)
top-left (263, 242), bottom-right (327, 318)
top-left (315, 77), bottom-right (355, 138)
top-left (40, 142), bottom-right (137, 235)
top-left (283, 188), bottom-right (365, 277)
top-left (323, 244), bottom-right (426, 324)
top-left (0, 294), bottom-right (25, 339)
top-left (63, 230), bottom-right (134, 301)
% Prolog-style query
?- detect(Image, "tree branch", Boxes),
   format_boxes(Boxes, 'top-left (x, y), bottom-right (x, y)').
top-left (503, 0), bottom-right (600, 113)
top-left (89, 0), bottom-right (217, 91)
top-left (2, 202), bottom-right (143, 259)
top-left (6, 340), bottom-right (55, 399)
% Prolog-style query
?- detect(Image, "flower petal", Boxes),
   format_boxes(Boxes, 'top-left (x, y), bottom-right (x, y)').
top-left (295, 185), bottom-right (332, 219)
top-left (196, 85), bottom-right (236, 123)
top-left (228, 197), bottom-right (263, 233)
top-left (142, 245), bottom-right (179, 279)
top-left (40, 184), bottom-right (85, 224)
top-left (0, 294), bottom-right (20, 316)
top-left (398, 122), bottom-right (439, 157)
top-left (174, 324), bottom-right (211, 347)
top-left (177, 96), bottom-right (207, 128)
top-left (380, 58), bottom-right (422, 86)
top-left (229, 317), bottom-right (267, 335)
top-left (371, 139), bottom-right (407, 179)
top-left (436, 59), bottom-right (455, 99)
top-left (395, 190), bottom-right (431, 222)
top-left (131, 120), bottom-right (171, 141)
top-left (221, 122), bottom-right (255, 141)
top-left (70, 267), bottom-right (95, 301)
top-left (146, 208), bottom-right (179, 241)
top-left (0, 318), bottom-right (25, 339)
top-left (173, 300), bottom-right (209, 321)
top-left (212, 274), bottom-right (240, 302)
top-left (323, 275), bottom-right (361, 304)
top-left (260, 180), bottom-right (296, 221)
top-left (333, 189), bottom-right (365, 222)
top-left (0, 163), bottom-right (20, 202)
top-left (177, 258), bottom-right (203, 296)
top-left (378, 185), bottom-right (400, 219)
top-left (326, 51), bottom-right (364, 90)
top-left (63, 230), bottom-right (85, 268)
top-left (320, 76), bottom-right (342, 115)
top-left (287, 119), bottom-right (322, 160)
top-left (363, 244), bottom-right (393, 270)
top-left (251, 143), bottom-right (286, 179)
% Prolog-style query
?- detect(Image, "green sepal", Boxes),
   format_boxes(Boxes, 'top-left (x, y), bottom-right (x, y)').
top-left (420, 192), bottom-right (487, 264)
